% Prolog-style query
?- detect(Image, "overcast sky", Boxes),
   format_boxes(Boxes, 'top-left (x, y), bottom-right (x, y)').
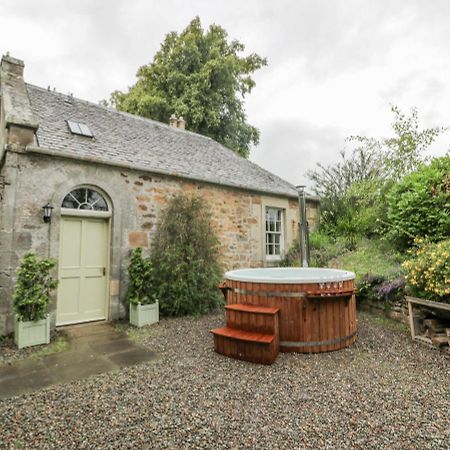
top-left (1, 0), bottom-right (449, 189)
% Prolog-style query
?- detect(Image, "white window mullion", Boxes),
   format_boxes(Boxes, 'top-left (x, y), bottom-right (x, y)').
top-left (265, 207), bottom-right (285, 261)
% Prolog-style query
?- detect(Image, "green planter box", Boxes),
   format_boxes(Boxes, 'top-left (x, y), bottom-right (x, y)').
top-left (130, 301), bottom-right (159, 327)
top-left (14, 315), bottom-right (50, 349)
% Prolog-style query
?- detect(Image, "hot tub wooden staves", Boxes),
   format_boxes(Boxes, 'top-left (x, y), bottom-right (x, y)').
top-left (211, 270), bottom-right (357, 364)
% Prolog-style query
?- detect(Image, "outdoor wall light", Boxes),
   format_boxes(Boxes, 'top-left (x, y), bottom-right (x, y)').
top-left (42, 203), bottom-right (54, 223)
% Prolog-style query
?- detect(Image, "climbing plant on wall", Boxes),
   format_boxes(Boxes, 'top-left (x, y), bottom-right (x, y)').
top-left (149, 193), bottom-right (223, 316)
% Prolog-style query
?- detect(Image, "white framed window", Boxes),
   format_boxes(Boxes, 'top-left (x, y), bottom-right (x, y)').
top-left (265, 207), bottom-right (284, 260)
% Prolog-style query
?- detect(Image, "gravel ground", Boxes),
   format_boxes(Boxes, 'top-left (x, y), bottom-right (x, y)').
top-left (0, 311), bottom-right (449, 449)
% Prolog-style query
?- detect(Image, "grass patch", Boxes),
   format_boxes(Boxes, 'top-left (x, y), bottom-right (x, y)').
top-left (32, 336), bottom-right (69, 358)
top-left (113, 321), bottom-right (160, 346)
top-left (359, 311), bottom-right (408, 333)
top-left (328, 238), bottom-right (402, 281)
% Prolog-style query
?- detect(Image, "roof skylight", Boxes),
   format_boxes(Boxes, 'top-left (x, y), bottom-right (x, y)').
top-left (67, 120), bottom-right (93, 137)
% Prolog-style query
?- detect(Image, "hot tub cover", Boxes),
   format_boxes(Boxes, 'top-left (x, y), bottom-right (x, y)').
top-left (225, 267), bottom-right (355, 284)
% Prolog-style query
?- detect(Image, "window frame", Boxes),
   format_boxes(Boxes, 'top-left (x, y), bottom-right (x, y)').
top-left (61, 187), bottom-right (109, 212)
top-left (265, 206), bottom-right (285, 261)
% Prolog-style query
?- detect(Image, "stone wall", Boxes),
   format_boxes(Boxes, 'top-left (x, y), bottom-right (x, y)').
top-left (357, 298), bottom-right (409, 325)
top-left (118, 167), bottom-right (299, 271)
top-left (0, 150), bottom-right (300, 335)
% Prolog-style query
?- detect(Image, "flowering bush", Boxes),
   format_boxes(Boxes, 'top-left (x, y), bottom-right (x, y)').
top-left (374, 277), bottom-right (405, 303)
top-left (402, 239), bottom-right (450, 301)
top-left (356, 274), bottom-right (405, 306)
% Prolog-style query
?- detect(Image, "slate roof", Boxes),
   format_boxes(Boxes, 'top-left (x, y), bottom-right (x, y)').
top-left (26, 84), bottom-right (299, 198)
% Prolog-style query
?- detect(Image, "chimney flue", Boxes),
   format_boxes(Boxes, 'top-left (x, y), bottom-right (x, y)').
top-left (169, 114), bottom-right (177, 128)
top-left (177, 116), bottom-right (185, 130)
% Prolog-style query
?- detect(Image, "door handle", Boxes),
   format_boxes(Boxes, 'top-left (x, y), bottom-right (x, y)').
top-left (103, 267), bottom-right (106, 276)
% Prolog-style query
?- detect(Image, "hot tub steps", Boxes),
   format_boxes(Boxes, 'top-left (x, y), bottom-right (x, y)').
top-left (211, 327), bottom-right (278, 365)
top-left (211, 303), bottom-right (280, 365)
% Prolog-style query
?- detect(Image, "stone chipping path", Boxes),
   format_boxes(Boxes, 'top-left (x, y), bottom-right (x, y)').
top-left (0, 312), bottom-right (449, 449)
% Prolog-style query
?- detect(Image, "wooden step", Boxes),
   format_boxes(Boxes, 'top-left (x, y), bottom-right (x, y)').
top-left (225, 303), bottom-right (279, 315)
top-left (225, 304), bottom-right (280, 335)
top-left (211, 327), bottom-right (278, 365)
top-left (210, 327), bottom-right (274, 344)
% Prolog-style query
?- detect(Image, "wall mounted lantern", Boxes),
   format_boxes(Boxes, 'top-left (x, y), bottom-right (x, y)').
top-left (42, 203), bottom-right (54, 223)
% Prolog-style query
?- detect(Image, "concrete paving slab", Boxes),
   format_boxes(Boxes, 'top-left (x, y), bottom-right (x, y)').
top-left (0, 367), bottom-right (57, 398)
top-left (89, 338), bottom-right (137, 354)
top-left (0, 366), bottom-right (22, 383)
top-left (54, 358), bottom-right (117, 384)
top-left (42, 349), bottom-right (98, 367)
top-left (0, 322), bottom-right (157, 399)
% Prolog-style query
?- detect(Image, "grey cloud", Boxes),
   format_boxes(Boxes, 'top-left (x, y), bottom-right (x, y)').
top-left (250, 119), bottom-right (346, 190)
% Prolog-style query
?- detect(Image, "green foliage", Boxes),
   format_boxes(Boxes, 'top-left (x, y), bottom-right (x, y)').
top-left (149, 193), bottom-right (223, 316)
top-left (33, 336), bottom-right (69, 358)
top-left (13, 253), bottom-right (58, 322)
top-left (328, 238), bottom-right (402, 282)
top-left (126, 248), bottom-right (155, 306)
top-left (110, 17), bottom-right (267, 158)
top-left (386, 156), bottom-right (450, 249)
top-left (348, 106), bottom-right (445, 181)
top-left (402, 239), bottom-right (450, 302)
top-left (279, 232), bottom-right (349, 268)
top-left (308, 106), bottom-right (445, 239)
top-left (341, 179), bottom-right (389, 236)
top-left (278, 238), bottom-right (300, 267)
top-left (308, 149), bottom-right (386, 238)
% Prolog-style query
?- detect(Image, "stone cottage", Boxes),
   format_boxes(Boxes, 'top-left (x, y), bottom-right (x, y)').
top-left (0, 55), bottom-right (319, 335)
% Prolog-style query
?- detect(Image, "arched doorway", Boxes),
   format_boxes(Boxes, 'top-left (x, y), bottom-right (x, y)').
top-left (56, 187), bottom-right (111, 326)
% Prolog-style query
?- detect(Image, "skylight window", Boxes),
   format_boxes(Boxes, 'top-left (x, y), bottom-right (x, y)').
top-left (67, 120), bottom-right (93, 137)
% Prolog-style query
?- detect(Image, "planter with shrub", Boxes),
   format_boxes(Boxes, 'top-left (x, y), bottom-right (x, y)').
top-left (13, 253), bottom-right (57, 349)
top-left (127, 248), bottom-right (159, 327)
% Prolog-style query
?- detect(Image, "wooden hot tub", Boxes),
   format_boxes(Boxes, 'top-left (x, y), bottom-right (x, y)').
top-left (220, 267), bottom-right (357, 354)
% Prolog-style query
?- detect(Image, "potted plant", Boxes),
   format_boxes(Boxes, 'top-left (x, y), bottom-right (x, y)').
top-left (13, 253), bottom-right (58, 349)
top-left (127, 248), bottom-right (159, 327)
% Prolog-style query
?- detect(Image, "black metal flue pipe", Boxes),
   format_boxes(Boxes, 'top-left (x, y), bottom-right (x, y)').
top-left (296, 185), bottom-right (310, 267)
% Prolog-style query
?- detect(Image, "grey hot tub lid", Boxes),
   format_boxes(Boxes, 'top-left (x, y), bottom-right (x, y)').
top-left (225, 267), bottom-right (356, 284)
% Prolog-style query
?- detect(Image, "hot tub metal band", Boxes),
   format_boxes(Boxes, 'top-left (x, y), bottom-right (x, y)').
top-left (230, 288), bottom-right (353, 299)
top-left (280, 330), bottom-right (357, 348)
top-left (231, 288), bottom-right (306, 298)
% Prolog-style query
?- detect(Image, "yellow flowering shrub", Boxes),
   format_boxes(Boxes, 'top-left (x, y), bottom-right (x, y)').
top-left (402, 239), bottom-right (450, 302)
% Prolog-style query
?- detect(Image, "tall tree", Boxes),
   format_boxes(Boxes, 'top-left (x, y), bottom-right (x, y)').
top-left (308, 106), bottom-right (445, 201)
top-left (307, 106), bottom-right (446, 237)
top-left (110, 17), bottom-right (267, 158)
